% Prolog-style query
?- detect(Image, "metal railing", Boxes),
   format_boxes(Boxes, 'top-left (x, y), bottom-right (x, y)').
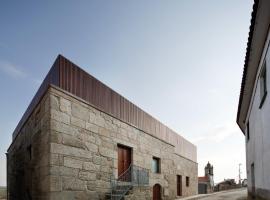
top-left (109, 164), bottom-right (149, 200)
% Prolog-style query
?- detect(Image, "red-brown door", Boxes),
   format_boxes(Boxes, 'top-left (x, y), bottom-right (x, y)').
top-left (153, 184), bottom-right (161, 200)
top-left (177, 175), bottom-right (182, 196)
top-left (118, 145), bottom-right (131, 180)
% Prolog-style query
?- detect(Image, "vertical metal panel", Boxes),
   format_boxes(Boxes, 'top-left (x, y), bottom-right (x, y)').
top-left (12, 55), bottom-right (197, 162)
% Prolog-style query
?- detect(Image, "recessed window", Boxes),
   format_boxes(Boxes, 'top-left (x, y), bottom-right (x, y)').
top-left (259, 62), bottom-right (267, 108)
top-left (152, 157), bottom-right (160, 173)
top-left (27, 145), bottom-right (32, 160)
top-left (177, 175), bottom-right (182, 196)
top-left (247, 122), bottom-right (250, 141)
top-left (186, 176), bottom-right (190, 187)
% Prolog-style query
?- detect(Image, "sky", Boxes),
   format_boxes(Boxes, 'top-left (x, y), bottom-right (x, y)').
top-left (0, 0), bottom-right (253, 186)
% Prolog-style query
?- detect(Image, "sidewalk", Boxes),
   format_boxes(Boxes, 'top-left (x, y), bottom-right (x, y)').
top-left (176, 188), bottom-right (247, 200)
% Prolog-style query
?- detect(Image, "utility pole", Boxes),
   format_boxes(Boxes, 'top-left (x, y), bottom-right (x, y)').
top-left (238, 163), bottom-right (242, 185)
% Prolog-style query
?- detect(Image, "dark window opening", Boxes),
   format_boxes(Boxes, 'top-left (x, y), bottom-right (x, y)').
top-left (186, 176), bottom-right (190, 187)
top-left (247, 122), bottom-right (250, 141)
top-left (177, 175), bottom-right (182, 196)
top-left (27, 145), bottom-right (32, 160)
top-left (259, 63), bottom-right (267, 108)
top-left (152, 157), bottom-right (160, 173)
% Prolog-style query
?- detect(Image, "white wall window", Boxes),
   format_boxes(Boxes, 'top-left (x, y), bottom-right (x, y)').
top-left (259, 62), bottom-right (267, 108)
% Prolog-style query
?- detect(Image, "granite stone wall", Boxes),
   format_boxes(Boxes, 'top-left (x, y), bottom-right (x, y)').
top-left (48, 86), bottom-right (197, 199)
top-left (7, 92), bottom-right (51, 200)
top-left (8, 86), bottom-right (197, 200)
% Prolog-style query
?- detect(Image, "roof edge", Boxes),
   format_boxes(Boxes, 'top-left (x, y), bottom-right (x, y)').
top-left (236, 0), bottom-right (259, 134)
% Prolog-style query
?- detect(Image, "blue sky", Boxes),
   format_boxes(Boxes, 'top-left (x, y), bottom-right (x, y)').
top-left (0, 0), bottom-right (253, 186)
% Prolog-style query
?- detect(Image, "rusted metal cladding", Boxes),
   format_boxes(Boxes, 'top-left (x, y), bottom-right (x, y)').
top-left (57, 55), bottom-right (196, 162)
top-left (12, 55), bottom-right (196, 162)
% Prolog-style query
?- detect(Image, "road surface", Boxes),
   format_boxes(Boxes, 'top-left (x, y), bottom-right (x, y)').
top-left (179, 188), bottom-right (247, 200)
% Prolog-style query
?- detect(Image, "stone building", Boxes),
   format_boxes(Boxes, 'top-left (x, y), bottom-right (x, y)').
top-left (237, 0), bottom-right (270, 199)
top-left (198, 162), bottom-right (214, 194)
top-left (7, 55), bottom-right (197, 200)
top-left (214, 179), bottom-right (237, 192)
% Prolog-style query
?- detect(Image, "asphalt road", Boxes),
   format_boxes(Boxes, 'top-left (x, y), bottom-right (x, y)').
top-left (201, 189), bottom-right (247, 200)
top-left (179, 188), bottom-right (247, 200)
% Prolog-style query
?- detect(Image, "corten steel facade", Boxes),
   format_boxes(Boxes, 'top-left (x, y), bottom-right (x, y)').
top-left (7, 55), bottom-right (197, 200)
top-left (237, 0), bottom-right (270, 200)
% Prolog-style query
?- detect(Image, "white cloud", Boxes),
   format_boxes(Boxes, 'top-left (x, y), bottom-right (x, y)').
top-left (191, 123), bottom-right (239, 144)
top-left (0, 61), bottom-right (27, 79)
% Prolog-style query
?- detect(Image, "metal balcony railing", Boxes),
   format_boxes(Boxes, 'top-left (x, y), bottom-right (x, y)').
top-left (109, 164), bottom-right (149, 200)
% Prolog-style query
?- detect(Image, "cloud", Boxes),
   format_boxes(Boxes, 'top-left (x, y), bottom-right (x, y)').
top-left (191, 123), bottom-right (239, 143)
top-left (0, 61), bottom-right (27, 79)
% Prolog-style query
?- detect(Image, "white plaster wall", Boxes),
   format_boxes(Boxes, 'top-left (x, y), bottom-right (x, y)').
top-left (246, 29), bottom-right (270, 194)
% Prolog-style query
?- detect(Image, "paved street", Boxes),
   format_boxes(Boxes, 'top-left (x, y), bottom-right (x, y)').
top-left (179, 188), bottom-right (247, 200)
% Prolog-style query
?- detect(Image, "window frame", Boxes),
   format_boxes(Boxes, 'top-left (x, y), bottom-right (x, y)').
top-left (152, 156), bottom-right (160, 173)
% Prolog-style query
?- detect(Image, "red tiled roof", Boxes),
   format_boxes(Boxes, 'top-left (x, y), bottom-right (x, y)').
top-left (198, 176), bottom-right (209, 182)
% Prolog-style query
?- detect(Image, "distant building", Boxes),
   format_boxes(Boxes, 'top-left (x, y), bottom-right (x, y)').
top-left (215, 179), bottom-right (237, 192)
top-left (242, 179), bottom-right (248, 187)
top-left (7, 55), bottom-right (198, 200)
top-left (237, 0), bottom-right (270, 200)
top-left (198, 162), bottom-right (214, 194)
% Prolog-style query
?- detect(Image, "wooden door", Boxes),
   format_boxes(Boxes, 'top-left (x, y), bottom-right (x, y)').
top-left (177, 175), bottom-right (182, 196)
top-left (118, 145), bottom-right (131, 179)
top-left (153, 184), bottom-right (161, 200)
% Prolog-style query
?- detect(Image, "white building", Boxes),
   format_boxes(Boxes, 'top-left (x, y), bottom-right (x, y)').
top-left (237, 0), bottom-right (270, 199)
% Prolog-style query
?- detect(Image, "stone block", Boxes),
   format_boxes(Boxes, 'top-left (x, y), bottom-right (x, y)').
top-left (83, 161), bottom-right (100, 171)
top-left (50, 153), bottom-right (60, 166)
top-left (51, 120), bottom-right (78, 136)
top-left (71, 103), bottom-right (89, 121)
top-left (98, 127), bottom-right (110, 137)
top-left (85, 142), bottom-right (98, 153)
top-left (78, 171), bottom-right (96, 181)
top-left (50, 95), bottom-right (59, 111)
top-left (62, 177), bottom-right (85, 191)
top-left (87, 181), bottom-right (96, 191)
top-left (62, 133), bottom-right (86, 149)
top-left (95, 180), bottom-right (110, 189)
top-left (71, 116), bottom-right (86, 129)
top-left (86, 122), bottom-right (99, 133)
top-left (89, 112), bottom-right (96, 123)
top-left (50, 131), bottom-right (63, 144)
top-left (50, 143), bottom-right (92, 159)
top-left (51, 109), bottom-right (70, 125)
top-left (94, 115), bottom-right (106, 127)
top-left (59, 166), bottom-right (79, 177)
top-left (50, 176), bottom-right (62, 192)
top-left (100, 165), bottom-right (112, 173)
top-left (60, 97), bottom-right (71, 114)
top-left (64, 157), bottom-right (83, 169)
top-left (99, 146), bottom-right (115, 158)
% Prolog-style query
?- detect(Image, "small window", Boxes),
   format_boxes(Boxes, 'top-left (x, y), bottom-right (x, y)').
top-left (259, 63), bottom-right (267, 108)
top-left (177, 175), bottom-right (182, 196)
top-left (152, 157), bottom-right (160, 173)
top-left (27, 145), bottom-right (32, 160)
top-left (247, 122), bottom-right (250, 141)
top-left (186, 176), bottom-right (190, 187)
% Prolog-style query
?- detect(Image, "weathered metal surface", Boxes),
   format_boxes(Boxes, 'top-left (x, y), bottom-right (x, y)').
top-left (12, 55), bottom-right (197, 162)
